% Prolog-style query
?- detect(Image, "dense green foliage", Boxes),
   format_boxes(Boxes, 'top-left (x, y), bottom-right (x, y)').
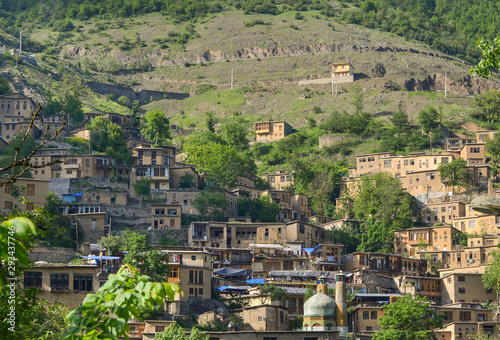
top-left (373, 295), bottom-right (444, 340)
top-left (471, 37), bottom-right (500, 79)
top-left (437, 158), bottom-right (471, 194)
top-left (141, 110), bottom-right (171, 147)
top-left (62, 264), bottom-right (181, 339)
top-left (155, 323), bottom-right (209, 340)
top-left (98, 230), bottom-right (169, 281)
top-left (192, 189), bottom-right (227, 221)
top-left (344, 172), bottom-right (418, 253)
top-left (238, 195), bottom-right (280, 222)
top-left (341, 0), bottom-right (500, 63)
top-left (87, 116), bottom-right (131, 167)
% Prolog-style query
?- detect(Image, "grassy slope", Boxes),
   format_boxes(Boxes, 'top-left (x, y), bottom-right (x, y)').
top-left (9, 5), bottom-right (493, 146)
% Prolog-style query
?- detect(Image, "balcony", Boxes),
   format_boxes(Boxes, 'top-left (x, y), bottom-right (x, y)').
top-left (192, 233), bottom-right (207, 240)
top-left (50, 286), bottom-right (70, 292)
top-left (64, 163), bottom-right (80, 169)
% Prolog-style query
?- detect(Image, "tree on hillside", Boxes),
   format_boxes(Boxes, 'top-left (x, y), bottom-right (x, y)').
top-left (482, 250), bottom-right (500, 304)
top-left (372, 295), bottom-right (444, 340)
top-left (259, 283), bottom-right (287, 303)
top-left (117, 95), bottom-right (132, 108)
top-left (193, 190), bottom-right (227, 221)
top-left (471, 37), bottom-right (500, 79)
top-left (0, 77), bottom-right (10, 95)
top-left (238, 195), bottom-right (280, 222)
top-left (288, 157), bottom-right (347, 217)
top-left (206, 111), bottom-right (216, 132)
top-left (121, 231), bottom-right (169, 282)
top-left (221, 120), bottom-right (249, 152)
top-left (184, 142), bottom-right (246, 188)
top-left (473, 90), bottom-right (500, 123)
top-left (486, 134), bottom-right (500, 177)
top-left (418, 106), bottom-right (441, 149)
top-left (87, 116), bottom-right (131, 169)
top-left (132, 177), bottom-right (151, 201)
top-left (437, 158), bottom-right (471, 194)
top-left (390, 111), bottom-right (412, 134)
top-left (179, 172), bottom-right (197, 189)
top-left (155, 323), bottom-right (209, 340)
top-left (98, 230), bottom-right (169, 282)
top-left (323, 223), bottom-right (360, 254)
top-left (63, 94), bottom-right (84, 125)
top-left (353, 172), bottom-right (417, 253)
top-left (350, 84), bottom-right (365, 115)
top-left (141, 110), bottom-right (171, 146)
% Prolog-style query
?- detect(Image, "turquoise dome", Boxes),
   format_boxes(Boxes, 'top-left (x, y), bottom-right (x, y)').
top-left (303, 292), bottom-right (336, 318)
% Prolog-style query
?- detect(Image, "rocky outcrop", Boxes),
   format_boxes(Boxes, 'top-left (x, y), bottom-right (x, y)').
top-left (60, 42), bottom-right (463, 69)
top-left (403, 74), bottom-right (500, 95)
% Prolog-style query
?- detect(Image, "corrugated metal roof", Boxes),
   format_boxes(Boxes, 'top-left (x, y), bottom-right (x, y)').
top-left (268, 270), bottom-right (337, 278)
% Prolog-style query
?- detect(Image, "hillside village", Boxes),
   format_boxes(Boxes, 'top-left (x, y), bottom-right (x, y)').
top-left (3, 69), bottom-right (500, 340)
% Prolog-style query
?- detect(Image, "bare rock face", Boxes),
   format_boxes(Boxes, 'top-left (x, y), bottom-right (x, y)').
top-left (403, 74), bottom-right (500, 95)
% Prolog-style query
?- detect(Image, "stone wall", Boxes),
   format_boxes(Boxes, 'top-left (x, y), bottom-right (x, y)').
top-left (29, 247), bottom-right (75, 263)
top-left (298, 75), bottom-right (354, 86)
top-left (87, 82), bottom-right (189, 105)
top-left (48, 178), bottom-right (71, 196)
top-left (319, 135), bottom-right (358, 148)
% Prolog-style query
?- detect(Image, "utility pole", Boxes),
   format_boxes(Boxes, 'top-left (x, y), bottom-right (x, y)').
top-left (331, 72), bottom-right (334, 95)
top-left (231, 67), bottom-right (234, 90)
top-left (444, 72), bottom-right (447, 98)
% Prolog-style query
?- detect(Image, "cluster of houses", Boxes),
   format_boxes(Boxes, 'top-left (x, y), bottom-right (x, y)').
top-left (4, 90), bottom-right (500, 340)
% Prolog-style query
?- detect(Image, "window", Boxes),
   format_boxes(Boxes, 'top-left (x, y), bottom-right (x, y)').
top-left (5, 184), bottom-right (12, 194)
top-left (155, 326), bottom-right (165, 332)
top-left (371, 311), bottom-right (377, 319)
top-left (443, 311), bottom-right (452, 320)
top-left (469, 220), bottom-right (476, 228)
top-left (50, 273), bottom-right (69, 291)
top-left (5, 201), bottom-right (12, 209)
top-left (299, 224), bottom-right (305, 234)
top-left (366, 326), bottom-right (372, 331)
top-left (169, 267), bottom-right (179, 278)
top-left (66, 170), bottom-right (72, 175)
top-left (458, 287), bottom-right (466, 294)
top-left (189, 270), bottom-right (194, 283)
top-left (167, 209), bottom-right (178, 215)
top-left (74, 275), bottom-right (93, 292)
top-left (24, 271), bottom-right (42, 288)
top-left (26, 184), bottom-right (35, 196)
top-left (155, 208), bottom-right (165, 215)
top-left (470, 147), bottom-right (481, 153)
top-left (258, 316), bottom-right (264, 321)
top-left (363, 311), bottom-right (369, 319)
top-left (459, 311), bottom-right (471, 321)
top-left (26, 203), bottom-right (35, 211)
top-left (191, 255), bottom-right (196, 261)
top-left (458, 275), bottom-right (465, 282)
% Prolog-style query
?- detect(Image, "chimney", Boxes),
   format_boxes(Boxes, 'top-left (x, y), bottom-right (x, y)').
top-left (335, 271), bottom-right (348, 339)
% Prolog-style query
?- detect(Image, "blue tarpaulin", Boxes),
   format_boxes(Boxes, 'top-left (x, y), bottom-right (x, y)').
top-left (217, 286), bottom-right (251, 291)
top-left (246, 278), bottom-right (264, 284)
top-left (303, 244), bottom-right (321, 254)
top-left (80, 255), bottom-right (121, 260)
top-left (72, 192), bottom-right (85, 197)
